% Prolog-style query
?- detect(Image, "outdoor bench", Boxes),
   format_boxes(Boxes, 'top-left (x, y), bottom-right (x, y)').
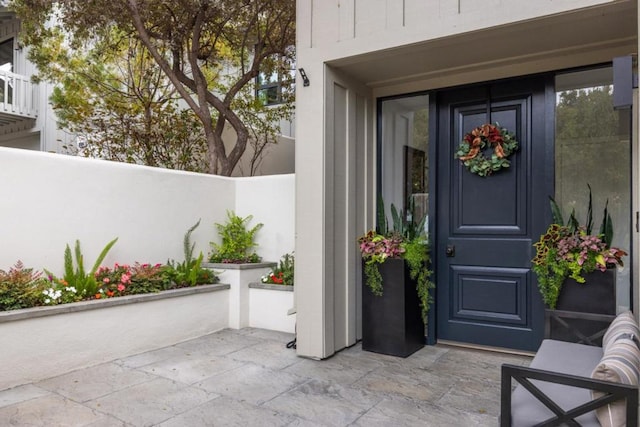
top-left (500, 311), bottom-right (640, 427)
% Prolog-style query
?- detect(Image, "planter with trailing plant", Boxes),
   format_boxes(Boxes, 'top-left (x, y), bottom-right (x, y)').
top-left (358, 200), bottom-right (433, 357)
top-left (532, 187), bottom-right (626, 343)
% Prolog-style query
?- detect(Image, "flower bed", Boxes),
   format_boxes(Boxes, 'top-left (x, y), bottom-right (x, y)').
top-left (0, 284), bottom-right (229, 390)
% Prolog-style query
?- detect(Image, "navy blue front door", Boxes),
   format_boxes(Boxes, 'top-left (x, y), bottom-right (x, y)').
top-left (435, 77), bottom-right (553, 351)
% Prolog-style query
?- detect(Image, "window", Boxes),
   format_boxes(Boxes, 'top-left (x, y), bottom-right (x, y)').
top-left (0, 38), bottom-right (13, 73)
top-left (379, 94), bottom-right (430, 230)
top-left (554, 66), bottom-right (632, 310)
top-left (0, 38), bottom-right (14, 103)
top-left (255, 50), bottom-right (295, 106)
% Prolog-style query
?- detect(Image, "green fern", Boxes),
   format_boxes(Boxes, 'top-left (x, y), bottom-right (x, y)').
top-left (209, 211), bottom-right (263, 263)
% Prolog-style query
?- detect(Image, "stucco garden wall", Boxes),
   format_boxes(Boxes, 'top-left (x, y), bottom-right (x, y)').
top-left (0, 147), bottom-right (294, 274)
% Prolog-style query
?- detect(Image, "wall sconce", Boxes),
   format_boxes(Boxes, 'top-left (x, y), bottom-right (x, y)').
top-left (299, 68), bottom-right (310, 87)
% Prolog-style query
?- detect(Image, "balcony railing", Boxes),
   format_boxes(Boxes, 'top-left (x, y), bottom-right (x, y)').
top-left (0, 69), bottom-right (37, 119)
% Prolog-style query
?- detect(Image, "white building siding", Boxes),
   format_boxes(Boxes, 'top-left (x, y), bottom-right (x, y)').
top-left (308, 0), bottom-right (622, 56)
top-left (294, 0), bottom-right (638, 358)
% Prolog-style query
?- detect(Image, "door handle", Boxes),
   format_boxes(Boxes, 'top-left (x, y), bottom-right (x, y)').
top-left (446, 245), bottom-right (455, 257)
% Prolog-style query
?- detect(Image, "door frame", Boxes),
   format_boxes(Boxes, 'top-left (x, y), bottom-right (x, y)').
top-left (376, 66), bottom-right (635, 348)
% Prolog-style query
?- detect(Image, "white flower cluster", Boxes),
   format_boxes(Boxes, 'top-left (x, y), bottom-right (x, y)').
top-left (42, 286), bottom-right (77, 305)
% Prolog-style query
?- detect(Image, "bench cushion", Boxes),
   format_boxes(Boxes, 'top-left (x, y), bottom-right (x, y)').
top-left (603, 311), bottom-right (639, 352)
top-left (511, 339), bottom-right (603, 427)
top-left (591, 336), bottom-right (640, 427)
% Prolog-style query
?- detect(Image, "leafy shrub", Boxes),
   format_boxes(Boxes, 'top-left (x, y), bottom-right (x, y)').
top-left (127, 263), bottom-right (172, 294)
top-left (168, 220), bottom-right (218, 286)
top-left (0, 261), bottom-right (49, 311)
top-left (261, 253), bottom-right (294, 286)
top-left (95, 262), bottom-right (174, 296)
top-left (532, 187), bottom-right (626, 309)
top-left (209, 211), bottom-right (263, 263)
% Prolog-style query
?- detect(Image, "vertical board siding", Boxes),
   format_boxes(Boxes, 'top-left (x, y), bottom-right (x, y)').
top-left (338, 0), bottom-right (356, 41)
top-left (386, 0), bottom-right (406, 29)
top-left (311, 0), bottom-right (340, 44)
top-left (355, 0), bottom-right (386, 38)
top-left (307, 0), bottom-right (616, 50)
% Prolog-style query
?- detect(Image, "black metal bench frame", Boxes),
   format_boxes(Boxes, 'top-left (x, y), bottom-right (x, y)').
top-left (501, 363), bottom-right (639, 427)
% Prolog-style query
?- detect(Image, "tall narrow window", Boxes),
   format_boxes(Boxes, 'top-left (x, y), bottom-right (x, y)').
top-left (379, 94), bottom-right (430, 230)
top-left (555, 67), bottom-right (632, 310)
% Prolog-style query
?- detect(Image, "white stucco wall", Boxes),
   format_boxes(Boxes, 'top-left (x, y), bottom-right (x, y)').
top-left (0, 148), bottom-right (294, 275)
top-left (235, 173), bottom-right (295, 262)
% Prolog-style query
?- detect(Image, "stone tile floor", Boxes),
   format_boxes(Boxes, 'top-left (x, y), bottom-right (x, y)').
top-left (0, 328), bottom-right (531, 426)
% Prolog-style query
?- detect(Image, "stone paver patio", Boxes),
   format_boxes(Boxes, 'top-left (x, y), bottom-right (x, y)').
top-left (0, 328), bottom-right (531, 426)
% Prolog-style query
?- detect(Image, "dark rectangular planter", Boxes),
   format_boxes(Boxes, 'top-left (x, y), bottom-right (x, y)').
top-left (555, 268), bottom-right (616, 315)
top-left (546, 268), bottom-right (617, 345)
top-left (362, 258), bottom-right (425, 357)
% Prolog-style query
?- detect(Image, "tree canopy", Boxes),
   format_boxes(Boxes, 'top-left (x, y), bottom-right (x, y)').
top-left (11, 0), bottom-right (296, 176)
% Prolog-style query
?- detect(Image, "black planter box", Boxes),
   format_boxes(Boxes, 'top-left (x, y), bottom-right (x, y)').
top-left (555, 268), bottom-right (616, 315)
top-left (362, 258), bottom-right (425, 357)
top-left (546, 269), bottom-right (617, 345)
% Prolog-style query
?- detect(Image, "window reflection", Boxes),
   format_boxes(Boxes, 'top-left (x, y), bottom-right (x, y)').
top-left (555, 67), bottom-right (632, 310)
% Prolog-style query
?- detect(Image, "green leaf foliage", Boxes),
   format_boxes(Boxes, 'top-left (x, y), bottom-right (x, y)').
top-left (10, 0), bottom-right (296, 176)
top-left (360, 197), bottom-right (434, 325)
top-left (0, 261), bottom-right (49, 311)
top-left (46, 238), bottom-right (118, 297)
top-left (209, 211), bottom-right (263, 263)
top-left (166, 220), bottom-right (217, 287)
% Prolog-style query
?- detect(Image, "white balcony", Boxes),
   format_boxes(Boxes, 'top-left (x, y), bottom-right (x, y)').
top-left (0, 69), bottom-right (37, 125)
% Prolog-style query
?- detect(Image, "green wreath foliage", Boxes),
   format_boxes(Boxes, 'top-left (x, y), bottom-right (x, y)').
top-left (455, 123), bottom-right (519, 177)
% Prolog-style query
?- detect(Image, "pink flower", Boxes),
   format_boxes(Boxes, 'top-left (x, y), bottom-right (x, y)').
top-left (121, 273), bottom-right (131, 284)
top-left (103, 277), bottom-right (110, 284)
top-left (117, 284), bottom-right (125, 292)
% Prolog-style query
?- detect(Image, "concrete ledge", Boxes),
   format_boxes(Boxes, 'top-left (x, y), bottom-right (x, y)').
top-left (249, 282), bottom-right (294, 292)
top-left (203, 262), bottom-right (276, 270)
top-left (0, 284), bottom-right (230, 323)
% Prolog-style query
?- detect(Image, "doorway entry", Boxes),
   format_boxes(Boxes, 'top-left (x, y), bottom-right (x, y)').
top-left (434, 76), bottom-right (552, 352)
top-left (377, 68), bottom-right (632, 352)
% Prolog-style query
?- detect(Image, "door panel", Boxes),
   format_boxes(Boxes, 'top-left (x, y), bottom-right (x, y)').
top-left (436, 77), bottom-right (552, 352)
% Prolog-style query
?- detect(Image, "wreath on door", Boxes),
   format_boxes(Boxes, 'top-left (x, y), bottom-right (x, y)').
top-left (454, 123), bottom-right (519, 177)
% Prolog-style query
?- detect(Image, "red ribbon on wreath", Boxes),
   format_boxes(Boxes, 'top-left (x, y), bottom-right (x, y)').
top-left (458, 124), bottom-right (505, 161)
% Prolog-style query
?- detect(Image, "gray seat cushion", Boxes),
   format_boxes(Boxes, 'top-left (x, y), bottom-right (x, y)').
top-left (511, 339), bottom-right (604, 427)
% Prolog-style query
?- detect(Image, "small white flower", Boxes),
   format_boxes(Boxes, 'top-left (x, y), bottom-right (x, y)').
top-left (44, 298), bottom-right (50, 304)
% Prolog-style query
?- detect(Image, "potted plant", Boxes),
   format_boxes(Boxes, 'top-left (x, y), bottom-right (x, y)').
top-left (358, 199), bottom-right (433, 357)
top-left (532, 186), bottom-right (626, 314)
